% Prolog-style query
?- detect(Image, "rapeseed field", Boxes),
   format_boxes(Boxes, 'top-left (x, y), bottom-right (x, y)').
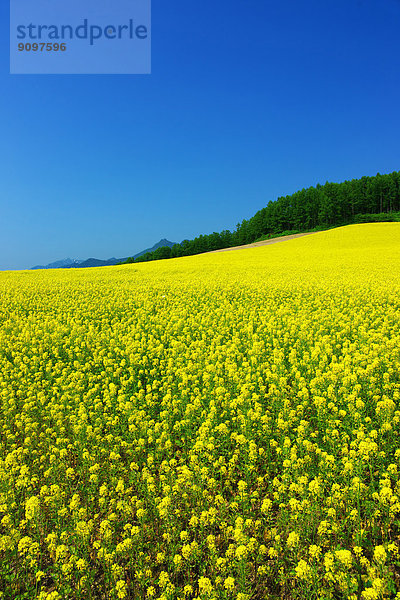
top-left (1, 223), bottom-right (400, 600)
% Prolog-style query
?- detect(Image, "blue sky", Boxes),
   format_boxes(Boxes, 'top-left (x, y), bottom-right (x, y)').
top-left (1, 0), bottom-right (400, 270)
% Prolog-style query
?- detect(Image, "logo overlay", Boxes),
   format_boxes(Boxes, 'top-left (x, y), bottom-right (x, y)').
top-left (10, 0), bottom-right (151, 74)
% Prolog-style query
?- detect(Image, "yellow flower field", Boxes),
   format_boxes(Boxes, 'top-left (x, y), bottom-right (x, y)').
top-left (1, 223), bottom-right (400, 599)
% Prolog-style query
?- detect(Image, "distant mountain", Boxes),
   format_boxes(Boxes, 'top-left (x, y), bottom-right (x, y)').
top-left (31, 258), bottom-right (83, 270)
top-left (71, 257), bottom-right (122, 268)
top-left (30, 240), bottom-right (177, 270)
top-left (132, 239), bottom-right (176, 260)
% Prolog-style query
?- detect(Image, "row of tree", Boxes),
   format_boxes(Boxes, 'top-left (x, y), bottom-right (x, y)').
top-left (125, 171), bottom-right (400, 263)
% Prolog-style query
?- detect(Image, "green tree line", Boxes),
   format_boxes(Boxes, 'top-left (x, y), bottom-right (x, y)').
top-left (125, 171), bottom-right (400, 263)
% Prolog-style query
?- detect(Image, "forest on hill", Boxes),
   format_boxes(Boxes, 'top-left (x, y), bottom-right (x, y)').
top-left (125, 171), bottom-right (400, 263)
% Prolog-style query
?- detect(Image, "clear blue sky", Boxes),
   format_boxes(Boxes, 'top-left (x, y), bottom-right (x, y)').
top-left (1, 0), bottom-right (400, 270)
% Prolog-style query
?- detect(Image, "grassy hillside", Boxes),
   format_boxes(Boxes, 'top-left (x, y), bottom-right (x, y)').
top-left (127, 171), bottom-right (400, 264)
top-left (1, 224), bottom-right (400, 599)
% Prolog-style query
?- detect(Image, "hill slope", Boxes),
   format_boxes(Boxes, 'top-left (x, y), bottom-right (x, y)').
top-left (2, 223), bottom-right (400, 598)
top-left (123, 222), bottom-right (400, 289)
top-left (132, 170), bottom-right (400, 264)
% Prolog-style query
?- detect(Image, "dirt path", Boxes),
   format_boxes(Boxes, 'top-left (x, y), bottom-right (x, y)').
top-left (206, 232), bottom-right (316, 254)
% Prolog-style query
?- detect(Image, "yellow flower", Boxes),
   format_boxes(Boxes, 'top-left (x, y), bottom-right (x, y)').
top-left (25, 496), bottom-right (40, 521)
top-left (198, 577), bottom-right (213, 595)
top-left (115, 580), bottom-right (127, 599)
top-left (116, 479), bottom-right (125, 494)
top-left (335, 549), bottom-right (353, 569)
top-left (158, 571), bottom-right (170, 588)
top-left (235, 545), bottom-right (248, 560)
top-left (76, 558), bottom-right (87, 571)
top-left (173, 554), bottom-right (182, 569)
top-left (224, 577), bottom-right (235, 591)
top-left (286, 532), bottom-right (299, 549)
top-left (373, 545), bottom-right (387, 563)
top-left (238, 480), bottom-right (247, 492)
top-left (261, 498), bottom-right (272, 514)
top-left (295, 559), bottom-right (312, 580)
top-left (309, 545), bottom-right (322, 560)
